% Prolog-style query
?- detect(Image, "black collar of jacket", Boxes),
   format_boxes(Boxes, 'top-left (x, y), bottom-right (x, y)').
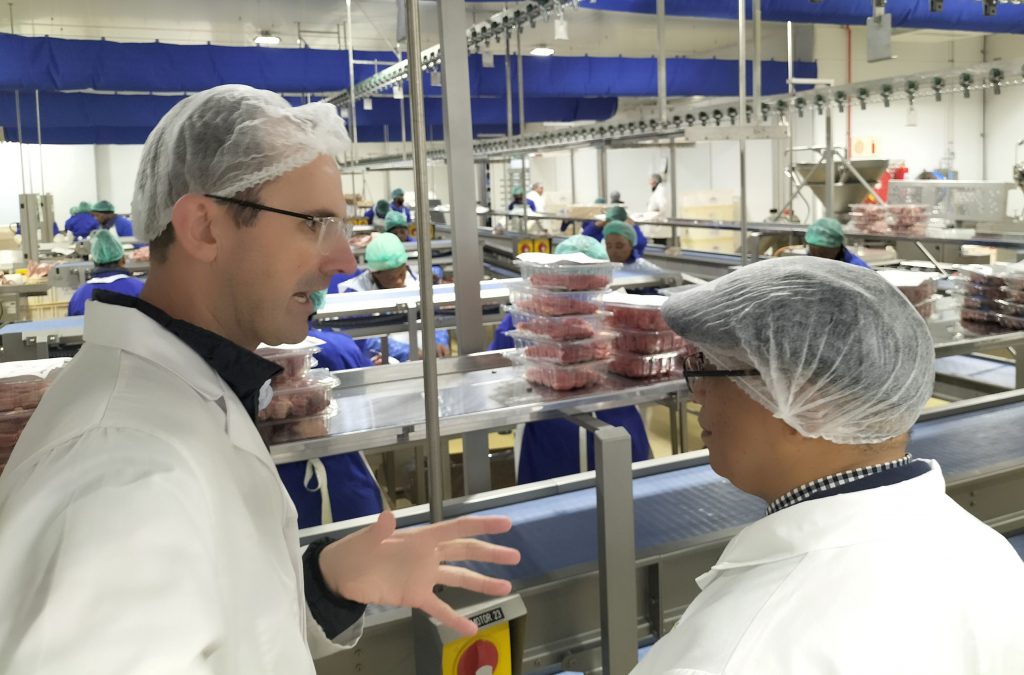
top-left (93, 290), bottom-right (282, 421)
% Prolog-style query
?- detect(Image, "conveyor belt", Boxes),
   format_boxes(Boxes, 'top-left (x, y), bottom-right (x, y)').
top-left (1008, 533), bottom-right (1024, 560)
top-left (464, 400), bottom-right (1024, 583)
top-left (935, 355), bottom-right (1016, 390)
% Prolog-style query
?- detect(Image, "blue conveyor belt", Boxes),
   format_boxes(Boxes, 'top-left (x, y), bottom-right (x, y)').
top-left (935, 355), bottom-right (1016, 390)
top-left (466, 400), bottom-right (1024, 583)
top-left (1008, 534), bottom-right (1024, 560)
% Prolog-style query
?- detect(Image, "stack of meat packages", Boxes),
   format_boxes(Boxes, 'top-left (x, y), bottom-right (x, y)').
top-left (256, 339), bottom-right (339, 444)
top-left (877, 270), bottom-right (939, 319)
top-left (0, 358), bottom-right (70, 471)
top-left (605, 295), bottom-right (697, 379)
top-left (952, 264), bottom-right (1024, 336)
top-left (509, 255), bottom-right (618, 391)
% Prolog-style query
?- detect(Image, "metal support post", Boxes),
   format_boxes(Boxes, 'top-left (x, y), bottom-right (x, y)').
top-left (569, 415), bottom-right (637, 675)
top-left (656, 0), bottom-right (667, 123)
top-left (825, 97), bottom-right (835, 218)
top-left (753, 0), bottom-right (762, 115)
top-left (597, 143), bottom-right (609, 203)
top-left (438, 0), bottom-right (490, 495)
top-left (569, 148), bottom-right (577, 203)
top-left (403, 0), bottom-right (444, 523)
top-left (34, 90), bottom-right (44, 195)
top-left (738, 0), bottom-right (749, 265)
top-left (669, 140), bottom-right (678, 220)
top-left (786, 21), bottom-right (796, 214)
top-left (516, 28), bottom-right (526, 137)
top-left (344, 7), bottom-right (358, 162)
top-left (505, 25), bottom-right (513, 138)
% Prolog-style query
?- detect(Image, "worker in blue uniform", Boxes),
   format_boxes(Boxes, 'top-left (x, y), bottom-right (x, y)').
top-left (582, 205), bottom-right (648, 258)
top-left (805, 217), bottom-right (871, 269)
top-left (276, 312), bottom-right (384, 529)
top-left (508, 185), bottom-right (537, 213)
top-left (63, 201), bottom-right (101, 240)
top-left (364, 199), bottom-right (391, 228)
top-left (389, 188), bottom-right (412, 221)
top-left (337, 233), bottom-right (450, 363)
top-left (604, 220), bottom-right (663, 275)
top-left (384, 209), bottom-right (416, 243)
top-left (491, 234), bottom-right (651, 484)
top-left (67, 229), bottom-right (145, 316)
top-left (92, 200), bottom-right (134, 237)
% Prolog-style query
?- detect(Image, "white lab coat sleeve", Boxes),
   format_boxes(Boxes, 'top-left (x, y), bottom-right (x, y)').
top-left (0, 429), bottom-right (224, 675)
top-left (304, 606), bottom-right (363, 658)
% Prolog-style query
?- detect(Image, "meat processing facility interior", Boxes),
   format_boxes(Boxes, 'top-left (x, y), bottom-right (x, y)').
top-left (5, 1), bottom-right (1024, 673)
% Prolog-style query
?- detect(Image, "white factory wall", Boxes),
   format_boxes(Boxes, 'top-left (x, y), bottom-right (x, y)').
top-left (0, 144), bottom-right (97, 226)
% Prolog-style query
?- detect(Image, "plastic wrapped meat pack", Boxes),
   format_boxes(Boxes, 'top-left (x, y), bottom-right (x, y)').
top-left (508, 330), bottom-right (615, 364)
top-left (516, 252), bottom-right (618, 291)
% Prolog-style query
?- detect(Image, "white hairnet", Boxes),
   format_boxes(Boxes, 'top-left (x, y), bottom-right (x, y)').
top-left (661, 256), bottom-right (934, 445)
top-left (132, 84), bottom-right (351, 242)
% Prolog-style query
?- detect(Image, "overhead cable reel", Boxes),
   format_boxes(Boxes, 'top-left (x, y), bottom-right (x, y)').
top-left (905, 80), bottom-right (918, 106)
top-left (814, 94), bottom-right (826, 115)
top-left (960, 72), bottom-right (973, 99)
top-left (712, 109), bottom-right (724, 126)
top-left (794, 97), bottom-right (807, 118)
top-left (990, 68), bottom-right (1004, 95)
top-left (698, 111), bottom-right (710, 126)
top-left (880, 84), bottom-right (893, 108)
top-left (685, 114), bottom-right (696, 127)
top-left (835, 90), bottom-right (847, 113)
top-left (744, 105), bottom-right (752, 124)
top-left (857, 88), bottom-right (869, 111)
top-left (760, 102), bottom-right (771, 122)
top-left (932, 76), bottom-right (944, 102)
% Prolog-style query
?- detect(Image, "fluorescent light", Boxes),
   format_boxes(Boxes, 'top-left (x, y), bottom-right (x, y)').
top-left (254, 31), bottom-right (281, 46)
top-left (530, 46), bottom-right (555, 57)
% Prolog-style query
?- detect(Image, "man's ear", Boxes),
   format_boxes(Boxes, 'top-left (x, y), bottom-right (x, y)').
top-left (169, 194), bottom-right (220, 264)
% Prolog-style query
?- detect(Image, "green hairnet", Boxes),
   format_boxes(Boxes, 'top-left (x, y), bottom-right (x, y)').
top-left (69, 206), bottom-right (80, 216)
top-left (805, 218), bottom-right (845, 248)
top-left (78, 201), bottom-right (93, 214)
top-left (90, 228), bottom-right (125, 265)
top-left (384, 210), bottom-right (409, 231)
top-left (92, 200), bottom-right (115, 213)
top-left (365, 232), bottom-right (409, 271)
top-left (512, 186), bottom-right (525, 197)
top-left (603, 220), bottom-right (637, 247)
top-left (606, 205), bottom-right (628, 222)
top-left (391, 187), bottom-right (404, 199)
top-left (555, 235), bottom-right (610, 261)
top-left (594, 197), bottom-right (607, 205)
top-left (374, 199), bottom-right (390, 218)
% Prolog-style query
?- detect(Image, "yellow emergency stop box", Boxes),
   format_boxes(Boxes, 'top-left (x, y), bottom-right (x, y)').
top-left (414, 594), bottom-right (526, 675)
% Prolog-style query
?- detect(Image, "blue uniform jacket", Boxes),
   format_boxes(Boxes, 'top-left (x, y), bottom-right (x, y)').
top-left (508, 199), bottom-right (538, 212)
top-left (63, 212), bottom-right (100, 240)
top-left (109, 216), bottom-right (134, 237)
top-left (66, 270), bottom-right (145, 316)
top-left (841, 247), bottom-right (872, 269)
top-left (276, 328), bottom-right (384, 528)
top-left (490, 314), bottom-right (651, 484)
top-left (389, 203), bottom-right (412, 221)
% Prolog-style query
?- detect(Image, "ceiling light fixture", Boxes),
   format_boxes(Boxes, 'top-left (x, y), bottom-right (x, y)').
top-left (254, 31), bottom-right (281, 46)
top-left (530, 46), bottom-right (555, 57)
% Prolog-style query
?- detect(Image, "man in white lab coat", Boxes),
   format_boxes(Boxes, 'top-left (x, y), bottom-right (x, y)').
top-left (633, 256), bottom-right (1024, 675)
top-left (638, 173), bottom-right (674, 243)
top-left (0, 85), bottom-right (519, 674)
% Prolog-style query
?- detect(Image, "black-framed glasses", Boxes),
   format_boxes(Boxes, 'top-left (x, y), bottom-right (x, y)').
top-left (682, 352), bottom-right (759, 393)
top-left (205, 194), bottom-right (353, 253)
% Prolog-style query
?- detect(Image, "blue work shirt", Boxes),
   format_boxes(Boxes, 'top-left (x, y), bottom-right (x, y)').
top-left (108, 215), bottom-right (134, 237)
top-left (489, 314), bottom-right (651, 484)
top-left (66, 269), bottom-right (145, 316)
top-left (63, 212), bottom-right (100, 240)
top-left (277, 328), bottom-right (384, 528)
top-left (508, 199), bottom-right (538, 213)
top-left (389, 203), bottom-right (412, 221)
top-left (841, 247), bottom-right (872, 269)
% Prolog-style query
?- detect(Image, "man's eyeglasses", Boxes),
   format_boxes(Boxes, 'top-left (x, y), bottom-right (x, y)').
top-left (682, 352), bottom-right (759, 393)
top-left (205, 194), bottom-right (353, 253)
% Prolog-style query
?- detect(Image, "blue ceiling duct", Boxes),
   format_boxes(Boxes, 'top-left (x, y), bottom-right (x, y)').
top-left (0, 92), bottom-right (617, 144)
top-left (570, 0), bottom-right (1024, 34)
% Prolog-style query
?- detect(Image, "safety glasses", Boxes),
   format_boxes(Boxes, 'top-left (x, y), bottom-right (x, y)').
top-left (205, 194), bottom-right (353, 253)
top-left (682, 351), bottom-right (759, 393)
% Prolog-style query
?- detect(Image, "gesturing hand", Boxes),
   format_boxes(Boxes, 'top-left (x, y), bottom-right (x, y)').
top-left (319, 511), bottom-right (520, 636)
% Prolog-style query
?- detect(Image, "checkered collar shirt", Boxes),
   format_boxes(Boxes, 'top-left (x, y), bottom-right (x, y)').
top-left (766, 454), bottom-right (916, 515)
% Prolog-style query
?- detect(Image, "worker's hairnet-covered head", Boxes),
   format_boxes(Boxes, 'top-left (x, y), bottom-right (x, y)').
top-left (594, 197), bottom-right (607, 205)
top-left (512, 186), bottom-right (525, 198)
top-left (365, 232), bottom-right (408, 271)
top-left (555, 235), bottom-right (610, 261)
top-left (610, 190), bottom-right (622, 203)
top-left (90, 228), bottom-right (125, 265)
top-left (391, 188), bottom-right (404, 199)
top-left (374, 199), bottom-right (390, 217)
top-left (603, 220), bottom-right (637, 247)
top-left (92, 200), bottom-right (115, 213)
top-left (662, 256), bottom-right (934, 445)
top-left (132, 84), bottom-right (350, 243)
top-left (606, 205), bottom-right (628, 222)
top-left (384, 210), bottom-right (408, 231)
top-left (805, 217), bottom-right (845, 249)
top-left (74, 201), bottom-right (93, 215)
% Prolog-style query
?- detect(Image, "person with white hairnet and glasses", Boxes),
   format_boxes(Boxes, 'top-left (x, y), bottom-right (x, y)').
top-left (0, 85), bottom-right (519, 674)
top-left (632, 256), bottom-right (1024, 675)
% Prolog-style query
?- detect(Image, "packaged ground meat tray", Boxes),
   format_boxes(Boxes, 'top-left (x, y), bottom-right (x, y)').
top-left (258, 409), bottom-right (335, 445)
top-left (0, 358), bottom-right (69, 413)
top-left (604, 294), bottom-right (673, 331)
top-left (258, 369), bottom-right (338, 422)
top-left (518, 357), bottom-right (607, 391)
top-left (509, 308), bottom-right (608, 341)
top-left (960, 308), bottom-right (1002, 324)
top-left (952, 280), bottom-right (1006, 301)
top-left (999, 314), bottom-right (1024, 331)
top-left (613, 327), bottom-right (692, 355)
top-left (877, 270), bottom-right (939, 306)
top-left (0, 408), bottom-right (33, 466)
top-left (509, 284), bottom-right (602, 316)
top-left (508, 330), bottom-right (615, 364)
top-left (516, 252), bottom-right (618, 291)
top-left (954, 264), bottom-right (1007, 287)
top-left (609, 351), bottom-right (681, 379)
top-left (257, 337), bottom-right (324, 384)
